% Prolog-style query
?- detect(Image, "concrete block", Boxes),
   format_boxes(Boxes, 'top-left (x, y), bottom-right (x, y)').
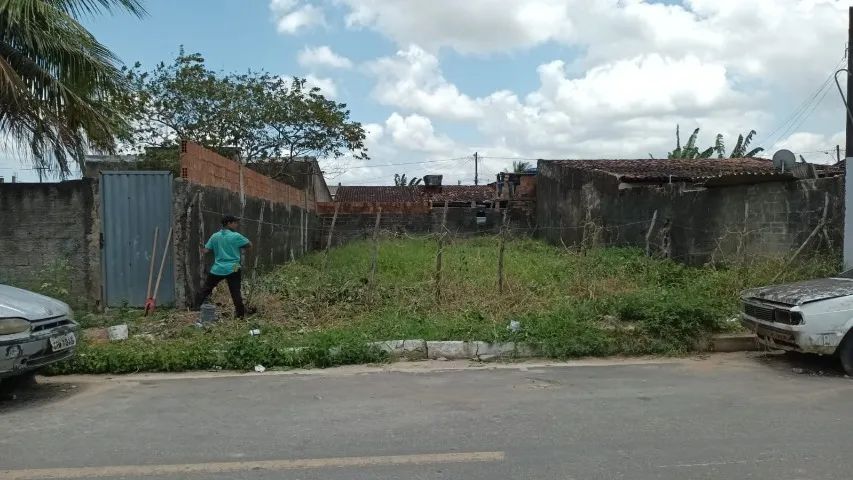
top-left (369, 340), bottom-right (427, 360)
top-left (426, 341), bottom-right (471, 360)
top-left (470, 341), bottom-right (538, 359)
top-left (711, 333), bottom-right (759, 352)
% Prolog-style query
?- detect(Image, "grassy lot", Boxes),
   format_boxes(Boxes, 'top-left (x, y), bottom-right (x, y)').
top-left (52, 236), bottom-right (836, 374)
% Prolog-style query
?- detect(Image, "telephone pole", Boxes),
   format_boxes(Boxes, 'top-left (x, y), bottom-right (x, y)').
top-left (846, 6), bottom-right (853, 158)
top-left (473, 152), bottom-right (479, 185)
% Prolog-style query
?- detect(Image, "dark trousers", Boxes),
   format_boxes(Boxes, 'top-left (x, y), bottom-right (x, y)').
top-left (196, 270), bottom-right (245, 318)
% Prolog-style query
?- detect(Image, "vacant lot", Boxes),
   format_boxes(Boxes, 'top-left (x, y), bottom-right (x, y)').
top-left (54, 236), bottom-right (835, 373)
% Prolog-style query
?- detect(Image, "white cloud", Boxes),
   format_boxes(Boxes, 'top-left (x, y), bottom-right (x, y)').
top-left (304, 74), bottom-right (338, 98)
top-left (298, 45), bottom-right (353, 70)
top-left (770, 131), bottom-right (845, 164)
top-left (368, 45), bottom-right (482, 120)
top-left (384, 113), bottom-right (455, 153)
top-left (270, 0), bottom-right (325, 34)
top-left (305, 1), bottom-right (848, 184)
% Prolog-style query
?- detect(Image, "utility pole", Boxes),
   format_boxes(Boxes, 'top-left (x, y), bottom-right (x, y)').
top-left (474, 152), bottom-right (479, 185)
top-left (847, 6), bottom-right (853, 158)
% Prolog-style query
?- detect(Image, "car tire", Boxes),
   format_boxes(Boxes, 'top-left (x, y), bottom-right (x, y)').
top-left (838, 335), bottom-right (853, 376)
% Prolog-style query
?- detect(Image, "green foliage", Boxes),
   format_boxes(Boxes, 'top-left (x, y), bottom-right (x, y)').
top-left (119, 49), bottom-right (368, 177)
top-left (51, 238), bottom-right (838, 373)
top-left (393, 173), bottom-right (422, 186)
top-left (664, 125), bottom-right (764, 160)
top-left (0, 0), bottom-right (145, 178)
top-left (512, 161), bottom-right (533, 173)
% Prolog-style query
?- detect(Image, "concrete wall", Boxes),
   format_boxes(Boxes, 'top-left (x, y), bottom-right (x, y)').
top-left (0, 180), bottom-right (100, 307)
top-left (172, 181), bottom-right (321, 307)
top-left (320, 202), bottom-right (536, 247)
top-left (536, 161), bottom-right (842, 264)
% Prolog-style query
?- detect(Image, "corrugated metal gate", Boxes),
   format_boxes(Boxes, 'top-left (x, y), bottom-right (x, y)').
top-left (100, 172), bottom-right (175, 307)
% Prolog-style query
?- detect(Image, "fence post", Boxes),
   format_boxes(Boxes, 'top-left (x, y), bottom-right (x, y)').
top-left (498, 201), bottom-right (510, 294)
top-left (434, 201), bottom-right (449, 302)
top-left (322, 202), bottom-right (339, 271)
top-left (369, 207), bottom-right (382, 286)
top-left (645, 210), bottom-right (658, 257)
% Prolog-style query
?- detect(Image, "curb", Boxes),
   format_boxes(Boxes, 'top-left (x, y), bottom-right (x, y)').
top-left (367, 340), bottom-right (537, 362)
top-left (710, 333), bottom-right (759, 353)
top-left (366, 333), bottom-right (760, 362)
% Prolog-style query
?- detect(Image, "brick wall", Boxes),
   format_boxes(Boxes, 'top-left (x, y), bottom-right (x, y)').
top-left (179, 141), bottom-right (310, 209)
top-left (0, 180), bottom-right (99, 307)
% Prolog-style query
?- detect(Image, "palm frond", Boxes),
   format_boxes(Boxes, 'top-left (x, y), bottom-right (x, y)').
top-left (745, 147), bottom-right (764, 157)
top-left (714, 134), bottom-right (725, 158)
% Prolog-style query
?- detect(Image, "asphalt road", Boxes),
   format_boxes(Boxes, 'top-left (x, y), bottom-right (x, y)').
top-left (1, 352), bottom-right (852, 480)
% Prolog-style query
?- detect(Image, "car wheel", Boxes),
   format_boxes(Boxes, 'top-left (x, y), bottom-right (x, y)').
top-left (838, 335), bottom-right (853, 376)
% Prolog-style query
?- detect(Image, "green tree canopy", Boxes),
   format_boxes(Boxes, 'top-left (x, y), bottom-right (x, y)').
top-left (0, 0), bottom-right (145, 178)
top-left (120, 49), bottom-right (368, 179)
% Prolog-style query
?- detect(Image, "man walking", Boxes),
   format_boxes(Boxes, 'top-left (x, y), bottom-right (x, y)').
top-left (197, 215), bottom-right (252, 318)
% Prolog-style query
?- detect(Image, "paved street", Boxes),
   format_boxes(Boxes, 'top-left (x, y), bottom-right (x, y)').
top-left (1, 352), bottom-right (852, 479)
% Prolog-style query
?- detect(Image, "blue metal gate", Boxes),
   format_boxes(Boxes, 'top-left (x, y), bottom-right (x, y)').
top-left (100, 172), bottom-right (175, 307)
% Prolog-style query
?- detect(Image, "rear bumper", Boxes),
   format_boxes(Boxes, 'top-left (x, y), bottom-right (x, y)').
top-left (0, 326), bottom-right (78, 378)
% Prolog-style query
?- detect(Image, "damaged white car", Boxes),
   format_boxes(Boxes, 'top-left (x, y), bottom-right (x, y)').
top-left (0, 284), bottom-right (78, 381)
top-left (741, 277), bottom-right (853, 374)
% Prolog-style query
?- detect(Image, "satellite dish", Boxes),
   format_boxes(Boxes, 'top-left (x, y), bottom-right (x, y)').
top-left (772, 149), bottom-right (797, 172)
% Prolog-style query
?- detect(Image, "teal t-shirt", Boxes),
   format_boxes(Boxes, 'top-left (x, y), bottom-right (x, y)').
top-left (205, 229), bottom-right (250, 276)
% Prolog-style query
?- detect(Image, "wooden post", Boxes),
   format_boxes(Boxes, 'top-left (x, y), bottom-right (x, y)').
top-left (434, 201), bottom-right (449, 302)
top-left (497, 201), bottom-right (509, 294)
top-left (369, 207), bottom-right (382, 285)
top-left (322, 202), bottom-right (339, 271)
top-left (645, 210), bottom-right (658, 257)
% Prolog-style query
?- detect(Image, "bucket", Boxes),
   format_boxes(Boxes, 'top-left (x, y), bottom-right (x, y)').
top-left (200, 303), bottom-right (218, 324)
top-left (107, 324), bottom-right (128, 341)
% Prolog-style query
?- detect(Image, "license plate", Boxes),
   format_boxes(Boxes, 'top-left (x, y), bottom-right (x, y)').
top-left (49, 332), bottom-right (77, 352)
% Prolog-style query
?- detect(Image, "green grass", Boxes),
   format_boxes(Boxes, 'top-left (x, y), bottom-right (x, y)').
top-left (50, 236), bottom-right (839, 374)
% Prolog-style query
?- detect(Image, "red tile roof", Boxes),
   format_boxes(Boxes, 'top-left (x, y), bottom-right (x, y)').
top-left (549, 158), bottom-right (777, 183)
top-left (335, 185), bottom-right (496, 204)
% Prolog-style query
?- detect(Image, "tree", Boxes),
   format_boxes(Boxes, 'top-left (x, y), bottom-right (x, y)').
top-left (511, 161), bottom-right (532, 173)
top-left (120, 50), bottom-right (368, 179)
top-left (394, 173), bottom-right (421, 186)
top-left (0, 0), bottom-right (145, 178)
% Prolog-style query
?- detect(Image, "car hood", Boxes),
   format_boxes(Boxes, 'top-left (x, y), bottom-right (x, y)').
top-left (742, 278), bottom-right (853, 306)
top-left (0, 284), bottom-right (70, 320)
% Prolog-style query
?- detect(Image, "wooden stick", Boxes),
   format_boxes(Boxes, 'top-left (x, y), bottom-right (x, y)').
top-left (323, 202), bottom-right (339, 271)
top-left (434, 201), bottom-right (449, 302)
top-left (146, 227), bottom-right (160, 299)
top-left (369, 208), bottom-right (382, 285)
top-left (152, 227), bottom-right (173, 300)
top-left (771, 192), bottom-right (829, 283)
top-left (498, 202), bottom-right (509, 294)
top-left (644, 210), bottom-right (658, 257)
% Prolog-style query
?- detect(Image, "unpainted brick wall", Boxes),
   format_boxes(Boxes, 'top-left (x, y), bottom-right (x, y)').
top-left (0, 180), bottom-right (100, 307)
top-left (179, 141), bottom-right (310, 208)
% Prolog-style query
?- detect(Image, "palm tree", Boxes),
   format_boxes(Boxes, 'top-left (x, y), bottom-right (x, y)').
top-left (0, 0), bottom-right (145, 178)
top-left (663, 125), bottom-right (765, 160)
top-left (511, 160), bottom-right (532, 173)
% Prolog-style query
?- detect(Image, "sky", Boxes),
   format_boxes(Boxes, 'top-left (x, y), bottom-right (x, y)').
top-left (1, 0), bottom-right (850, 185)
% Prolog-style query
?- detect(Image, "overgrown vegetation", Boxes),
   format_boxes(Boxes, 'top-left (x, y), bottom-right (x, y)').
top-left (51, 237), bottom-right (838, 374)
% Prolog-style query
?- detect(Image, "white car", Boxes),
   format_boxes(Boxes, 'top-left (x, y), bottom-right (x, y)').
top-left (0, 284), bottom-right (78, 381)
top-left (741, 277), bottom-right (853, 374)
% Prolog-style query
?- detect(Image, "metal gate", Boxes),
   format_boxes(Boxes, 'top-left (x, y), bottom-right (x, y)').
top-left (100, 171), bottom-right (175, 307)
